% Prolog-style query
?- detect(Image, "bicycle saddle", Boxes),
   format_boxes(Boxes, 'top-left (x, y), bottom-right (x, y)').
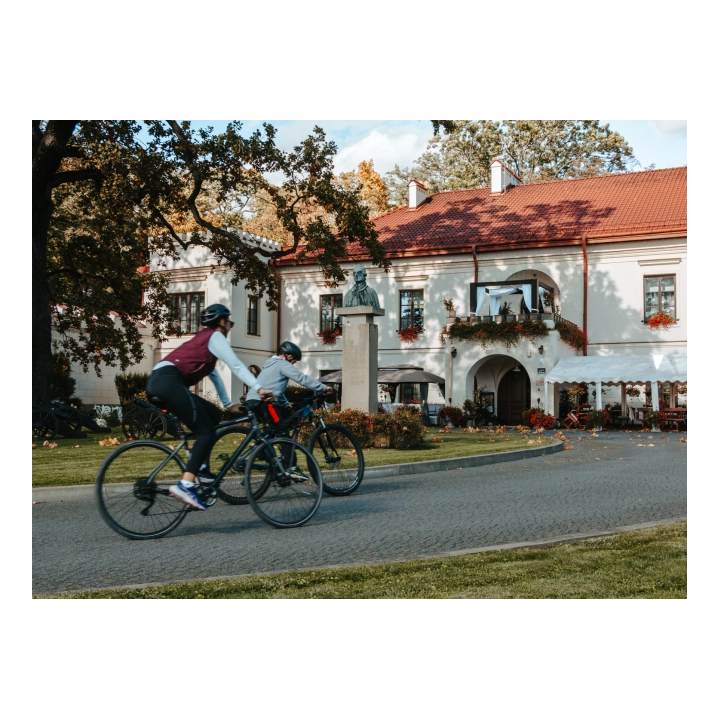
top-left (148, 395), bottom-right (168, 410)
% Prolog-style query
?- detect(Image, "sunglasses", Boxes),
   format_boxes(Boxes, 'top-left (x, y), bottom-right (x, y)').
top-left (222, 319), bottom-right (235, 328)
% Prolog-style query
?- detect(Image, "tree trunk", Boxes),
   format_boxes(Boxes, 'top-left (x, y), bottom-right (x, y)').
top-left (32, 121), bottom-right (79, 405)
top-left (32, 191), bottom-right (54, 406)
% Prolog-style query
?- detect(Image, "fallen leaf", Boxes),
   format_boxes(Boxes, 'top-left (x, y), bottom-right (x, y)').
top-left (74, 445), bottom-right (80, 448)
top-left (596, 458), bottom-right (601, 461)
top-left (32, 501), bottom-right (44, 505)
top-left (346, 450), bottom-right (357, 457)
top-left (619, 458), bottom-right (624, 460)
top-left (32, 444), bottom-right (37, 449)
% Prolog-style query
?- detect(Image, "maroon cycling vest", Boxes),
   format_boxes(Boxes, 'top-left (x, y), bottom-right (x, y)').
top-left (163, 327), bottom-right (217, 386)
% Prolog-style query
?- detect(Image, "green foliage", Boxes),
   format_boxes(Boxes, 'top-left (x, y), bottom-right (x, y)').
top-left (556, 320), bottom-right (588, 351)
top-left (384, 120), bottom-right (637, 205)
top-left (318, 406), bottom-right (426, 449)
top-left (33, 121), bottom-right (392, 402)
top-left (585, 410), bottom-right (609, 430)
top-left (448, 319), bottom-right (549, 349)
top-left (373, 406), bottom-right (427, 449)
top-left (438, 405), bottom-right (466, 427)
top-left (462, 388), bottom-right (493, 424)
top-left (48, 351), bottom-right (77, 404)
top-left (115, 372), bottom-right (149, 405)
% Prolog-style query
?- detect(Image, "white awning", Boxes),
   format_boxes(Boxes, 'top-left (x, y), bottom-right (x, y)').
top-left (544, 354), bottom-right (687, 385)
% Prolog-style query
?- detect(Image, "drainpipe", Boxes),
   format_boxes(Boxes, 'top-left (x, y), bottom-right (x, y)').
top-left (582, 234), bottom-right (588, 356)
top-left (472, 244), bottom-right (478, 283)
top-left (270, 258), bottom-right (282, 350)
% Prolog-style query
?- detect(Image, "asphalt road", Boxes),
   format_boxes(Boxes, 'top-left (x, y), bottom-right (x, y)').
top-left (32, 431), bottom-right (687, 595)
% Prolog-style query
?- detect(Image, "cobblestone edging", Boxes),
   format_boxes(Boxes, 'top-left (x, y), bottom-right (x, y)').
top-left (32, 440), bottom-right (563, 502)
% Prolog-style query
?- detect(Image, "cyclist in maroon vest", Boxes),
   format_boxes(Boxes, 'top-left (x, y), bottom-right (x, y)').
top-left (146, 303), bottom-right (272, 510)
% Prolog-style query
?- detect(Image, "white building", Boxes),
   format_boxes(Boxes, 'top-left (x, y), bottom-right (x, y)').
top-left (66, 163), bottom-right (687, 422)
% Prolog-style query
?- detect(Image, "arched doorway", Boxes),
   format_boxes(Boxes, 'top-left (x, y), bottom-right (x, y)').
top-left (497, 364), bottom-right (530, 425)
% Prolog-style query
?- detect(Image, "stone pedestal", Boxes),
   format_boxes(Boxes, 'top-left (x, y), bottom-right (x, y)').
top-left (335, 306), bottom-right (385, 414)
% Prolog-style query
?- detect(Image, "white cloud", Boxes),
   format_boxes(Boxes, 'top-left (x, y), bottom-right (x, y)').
top-left (654, 120), bottom-right (687, 134)
top-left (333, 127), bottom-right (432, 175)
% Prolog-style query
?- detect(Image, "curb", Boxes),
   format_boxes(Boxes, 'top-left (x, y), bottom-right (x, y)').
top-left (40, 517), bottom-right (686, 596)
top-left (32, 440), bottom-right (563, 502)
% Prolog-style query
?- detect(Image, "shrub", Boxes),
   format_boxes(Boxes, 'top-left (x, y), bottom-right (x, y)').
top-left (438, 405), bottom-right (465, 427)
top-left (642, 410), bottom-right (663, 429)
top-left (374, 406), bottom-right (426, 449)
top-left (521, 407), bottom-right (558, 430)
top-left (49, 351), bottom-right (77, 404)
top-left (585, 409), bottom-right (609, 430)
top-left (285, 385), bottom-right (316, 403)
top-left (115, 372), bottom-right (150, 405)
top-left (318, 406), bottom-right (426, 449)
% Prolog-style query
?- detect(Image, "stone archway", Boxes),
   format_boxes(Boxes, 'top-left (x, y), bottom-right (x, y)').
top-left (497, 363), bottom-right (530, 425)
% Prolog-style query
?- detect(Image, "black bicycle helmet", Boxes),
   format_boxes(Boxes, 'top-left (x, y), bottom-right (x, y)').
top-left (278, 341), bottom-right (302, 361)
top-left (200, 303), bottom-right (231, 326)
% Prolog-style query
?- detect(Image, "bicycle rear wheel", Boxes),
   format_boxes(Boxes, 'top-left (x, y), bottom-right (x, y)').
top-left (308, 423), bottom-right (364, 496)
top-left (96, 441), bottom-right (188, 540)
top-left (245, 439), bottom-right (323, 528)
top-left (209, 425), bottom-right (271, 505)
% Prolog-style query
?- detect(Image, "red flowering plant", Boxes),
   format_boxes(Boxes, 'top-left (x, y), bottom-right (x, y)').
top-left (520, 407), bottom-right (557, 430)
top-left (317, 327), bottom-right (341, 345)
top-left (398, 326), bottom-right (420, 343)
top-left (437, 405), bottom-right (465, 427)
top-left (647, 312), bottom-right (676, 331)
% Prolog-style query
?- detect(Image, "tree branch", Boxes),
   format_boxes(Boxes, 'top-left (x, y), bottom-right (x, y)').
top-left (49, 168), bottom-right (103, 190)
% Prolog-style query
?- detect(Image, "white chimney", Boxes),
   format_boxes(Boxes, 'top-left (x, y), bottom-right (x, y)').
top-left (491, 157), bottom-right (520, 193)
top-left (408, 178), bottom-right (428, 209)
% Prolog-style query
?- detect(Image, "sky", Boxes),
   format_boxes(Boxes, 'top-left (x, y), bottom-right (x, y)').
top-left (187, 120), bottom-right (687, 176)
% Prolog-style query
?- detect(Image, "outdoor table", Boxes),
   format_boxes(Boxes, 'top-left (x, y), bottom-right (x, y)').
top-left (660, 408), bottom-right (687, 431)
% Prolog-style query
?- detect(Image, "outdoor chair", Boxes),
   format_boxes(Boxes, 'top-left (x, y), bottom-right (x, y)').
top-left (563, 411), bottom-right (579, 430)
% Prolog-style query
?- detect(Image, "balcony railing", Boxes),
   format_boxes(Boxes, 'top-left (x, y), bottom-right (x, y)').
top-left (451, 313), bottom-right (555, 324)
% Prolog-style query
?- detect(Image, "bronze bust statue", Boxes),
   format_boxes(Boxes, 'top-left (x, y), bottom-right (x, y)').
top-left (344, 264), bottom-right (380, 308)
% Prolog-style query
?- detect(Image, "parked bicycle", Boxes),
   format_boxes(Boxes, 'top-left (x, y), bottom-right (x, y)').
top-left (96, 400), bottom-right (323, 540)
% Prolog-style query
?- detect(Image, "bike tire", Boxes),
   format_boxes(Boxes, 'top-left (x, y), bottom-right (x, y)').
top-left (33, 407), bottom-right (58, 440)
top-left (128, 407), bottom-right (167, 441)
top-left (245, 438), bottom-right (323, 528)
top-left (96, 441), bottom-right (188, 540)
top-left (308, 423), bottom-right (364, 496)
top-left (210, 424), bottom-right (271, 505)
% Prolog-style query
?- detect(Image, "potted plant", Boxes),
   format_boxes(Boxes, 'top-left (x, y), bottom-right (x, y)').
top-left (625, 385), bottom-right (641, 398)
top-left (437, 405), bottom-right (465, 428)
top-left (642, 409), bottom-right (663, 431)
top-left (398, 326), bottom-right (420, 343)
top-left (646, 312), bottom-right (676, 331)
top-left (443, 297), bottom-right (456, 318)
top-left (585, 409), bottom-right (609, 431)
top-left (317, 327), bottom-right (341, 345)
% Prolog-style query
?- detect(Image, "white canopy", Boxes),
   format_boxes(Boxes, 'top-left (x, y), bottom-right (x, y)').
top-left (544, 354), bottom-right (687, 385)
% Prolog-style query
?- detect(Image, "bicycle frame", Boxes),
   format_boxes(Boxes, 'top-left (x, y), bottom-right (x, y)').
top-left (144, 410), bottom-right (293, 487)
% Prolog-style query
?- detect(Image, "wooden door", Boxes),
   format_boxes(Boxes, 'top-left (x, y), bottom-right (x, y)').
top-left (497, 366), bottom-right (530, 425)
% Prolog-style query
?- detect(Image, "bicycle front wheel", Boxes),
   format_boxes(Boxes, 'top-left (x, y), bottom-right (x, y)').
top-left (96, 441), bottom-right (188, 540)
top-left (245, 439), bottom-right (323, 528)
top-left (209, 425), bottom-right (271, 505)
top-left (309, 423), bottom-right (364, 496)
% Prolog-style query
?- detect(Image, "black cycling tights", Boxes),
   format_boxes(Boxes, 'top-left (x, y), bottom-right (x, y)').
top-left (146, 366), bottom-right (221, 475)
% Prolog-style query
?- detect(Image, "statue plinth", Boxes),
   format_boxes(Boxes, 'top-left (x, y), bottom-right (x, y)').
top-left (335, 307), bottom-right (385, 413)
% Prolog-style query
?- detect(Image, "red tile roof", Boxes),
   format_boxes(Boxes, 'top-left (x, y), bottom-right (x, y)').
top-left (368, 167), bottom-right (686, 254)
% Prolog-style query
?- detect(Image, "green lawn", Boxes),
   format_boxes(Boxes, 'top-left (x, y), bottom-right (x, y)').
top-left (38, 521), bottom-right (687, 599)
top-left (32, 428), bottom-right (552, 488)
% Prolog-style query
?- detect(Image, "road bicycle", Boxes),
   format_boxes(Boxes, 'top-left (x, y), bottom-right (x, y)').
top-left (211, 391), bottom-right (365, 503)
top-left (285, 392), bottom-right (365, 497)
top-left (96, 402), bottom-right (323, 540)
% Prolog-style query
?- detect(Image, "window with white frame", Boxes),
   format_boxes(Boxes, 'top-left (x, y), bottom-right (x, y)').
top-left (400, 290), bottom-right (424, 330)
top-left (644, 275), bottom-right (676, 319)
top-left (247, 296), bottom-right (259, 335)
top-left (320, 294), bottom-right (343, 333)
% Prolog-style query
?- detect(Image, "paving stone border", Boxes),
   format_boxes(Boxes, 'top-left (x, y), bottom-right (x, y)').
top-left (32, 440), bottom-right (563, 502)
